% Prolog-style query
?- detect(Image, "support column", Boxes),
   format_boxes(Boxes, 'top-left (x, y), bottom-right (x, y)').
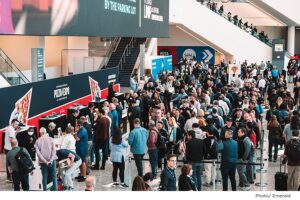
top-left (287, 26), bottom-right (295, 56)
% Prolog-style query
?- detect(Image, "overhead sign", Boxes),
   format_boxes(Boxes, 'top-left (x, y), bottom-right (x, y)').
top-left (0, 0), bottom-right (169, 37)
top-left (158, 46), bottom-right (215, 64)
top-left (151, 56), bottom-right (172, 81)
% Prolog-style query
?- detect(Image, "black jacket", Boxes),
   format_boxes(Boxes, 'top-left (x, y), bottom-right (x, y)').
top-left (186, 138), bottom-right (206, 163)
top-left (160, 167), bottom-right (177, 191)
top-left (178, 174), bottom-right (197, 191)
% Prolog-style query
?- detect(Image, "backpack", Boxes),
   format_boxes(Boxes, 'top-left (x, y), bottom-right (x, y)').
top-left (287, 139), bottom-right (300, 161)
top-left (155, 132), bottom-right (166, 150)
top-left (211, 115), bottom-right (221, 129)
top-left (15, 147), bottom-right (35, 173)
top-left (207, 137), bottom-right (218, 159)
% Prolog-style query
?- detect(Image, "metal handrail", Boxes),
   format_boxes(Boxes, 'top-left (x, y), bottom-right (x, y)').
top-left (117, 37), bottom-right (134, 70)
top-left (0, 48), bottom-right (30, 84)
top-left (99, 37), bottom-right (121, 69)
top-left (198, 1), bottom-right (273, 47)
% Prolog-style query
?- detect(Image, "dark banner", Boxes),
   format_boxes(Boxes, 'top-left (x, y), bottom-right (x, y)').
top-left (0, 0), bottom-right (169, 37)
top-left (0, 67), bottom-right (119, 130)
top-left (158, 46), bottom-right (215, 64)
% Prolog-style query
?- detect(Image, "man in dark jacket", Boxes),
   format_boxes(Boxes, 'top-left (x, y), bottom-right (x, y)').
top-left (160, 154), bottom-right (177, 191)
top-left (217, 130), bottom-right (238, 191)
top-left (147, 120), bottom-right (158, 178)
top-left (220, 117), bottom-right (237, 140)
top-left (92, 110), bottom-right (110, 170)
top-left (186, 130), bottom-right (206, 191)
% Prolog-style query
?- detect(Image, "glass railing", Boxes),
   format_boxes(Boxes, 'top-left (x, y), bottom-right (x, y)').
top-left (0, 49), bottom-right (30, 86)
top-left (197, 0), bottom-right (273, 47)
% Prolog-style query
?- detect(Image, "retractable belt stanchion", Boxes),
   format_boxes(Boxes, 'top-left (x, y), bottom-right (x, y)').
top-left (128, 157), bottom-right (132, 188)
top-left (255, 130), bottom-right (268, 189)
top-left (212, 160), bottom-right (216, 191)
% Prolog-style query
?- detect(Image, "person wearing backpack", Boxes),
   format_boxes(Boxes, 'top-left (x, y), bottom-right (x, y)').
top-left (147, 120), bottom-right (159, 178)
top-left (6, 138), bottom-right (33, 191)
top-left (203, 131), bottom-right (218, 187)
top-left (207, 107), bottom-right (224, 133)
top-left (283, 130), bottom-right (300, 191)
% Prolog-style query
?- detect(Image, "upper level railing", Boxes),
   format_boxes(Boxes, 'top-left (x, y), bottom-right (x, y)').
top-left (197, 0), bottom-right (273, 46)
top-left (118, 38), bottom-right (135, 70)
top-left (0, 48), bottom-right (30, 86)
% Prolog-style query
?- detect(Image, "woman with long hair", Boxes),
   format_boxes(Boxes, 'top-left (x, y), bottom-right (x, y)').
top-left (167, 117), bottom-right (182, 155)
top-left (267, 115), bottom-right (283, 162)
top-left (132, 176), bottom-right (146, 191)
top-left (110, 128), bottom-right (128, 187)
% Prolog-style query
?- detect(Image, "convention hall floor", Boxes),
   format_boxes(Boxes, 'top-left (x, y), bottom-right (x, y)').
top-left (0, 112), bottom-right (286, 192)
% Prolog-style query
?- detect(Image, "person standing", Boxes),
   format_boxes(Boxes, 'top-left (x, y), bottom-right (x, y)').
top-left (267, 115), bottom-right (283, 162)
top-left (147, 120), bottom-right (159, 178)
top-left (160, 154), bottom-right (177, 191)
top-left (178, 164), bottom-right (197, 191)
top-left (186, 130), bottom-right (206, 191)
top-left (128, 119), bottom-right (148, 177)
top-left (35, 127), bottom-right (58, 191)
top-left (93, 110), bottom-right (110, 170)
top-left (61, 126), bottom-right (76, 152)
top-left (4, 119), bottom-right (19, 182)
top-left (109, 103), bottom-right (119, 137)
top-left (217, 130), bottom-right (238, 191)
top-left (6, 139), bottom-right (33, 191)
top-left (75, 120), bottom-right (88, 182)
top-left (283, 130), bottom-right (300, 191)
top-left (236, 128), bottom-right (253, 190)
top-left (110, 128), bottom-right (129, 187)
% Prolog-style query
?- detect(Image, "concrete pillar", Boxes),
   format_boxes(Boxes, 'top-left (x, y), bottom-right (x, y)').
top-left (287, 26), bottom-right (295, 56)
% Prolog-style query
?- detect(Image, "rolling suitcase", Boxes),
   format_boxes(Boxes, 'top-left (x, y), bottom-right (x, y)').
top-left (275, 158), bottom-right (288, 191)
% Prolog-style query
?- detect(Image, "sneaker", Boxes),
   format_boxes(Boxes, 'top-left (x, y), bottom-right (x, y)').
top-left (91, 166), bottom-right (100, 170)
top-left (112, 182), bottom-right (119, 186)
top-left (100, 166), bottom-right (105, 170)
top-left (68, 187), bottom-right (74, 191)
top-left (75, 176), bottom-right (83, 180)
top-left (273, 159), bottom-right (277, 163)
top-left (77, 177), bottom-right (86, 182)
top-left (120, 183), bottom-right (129, 188)
top-left (209, 182), bottom-right (213, 186)
top-left (268, 158), bottom-right (272, 162)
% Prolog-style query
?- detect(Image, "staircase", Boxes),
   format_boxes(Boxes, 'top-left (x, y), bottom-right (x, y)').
top-left (0, 49), bottom-right (30, 86)
top-left (106, 37), bottom-right (146, 87)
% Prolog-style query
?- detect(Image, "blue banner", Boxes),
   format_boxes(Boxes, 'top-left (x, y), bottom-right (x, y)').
top-left (177, 46), bottom-right (215, 64)
top-left (152, 56), bottom-right (172, 81)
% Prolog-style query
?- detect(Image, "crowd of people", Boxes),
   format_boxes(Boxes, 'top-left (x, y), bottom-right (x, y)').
top-left (3, 55), bottom-right (300, 191)
top-left (197, 0), bottom-right (270, 44)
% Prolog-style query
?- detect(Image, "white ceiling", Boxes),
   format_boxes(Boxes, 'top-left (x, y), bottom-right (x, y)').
top-left (218, 2), bottom-right (286, 26)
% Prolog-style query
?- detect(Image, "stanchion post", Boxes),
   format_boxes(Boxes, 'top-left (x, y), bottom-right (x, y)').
top-left (212, 160), bottom-right (216, 191)
top-left (128, 157), bottom-right (132, 188)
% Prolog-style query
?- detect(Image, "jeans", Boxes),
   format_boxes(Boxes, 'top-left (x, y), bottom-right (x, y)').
top-left (220, 162), bottom-right (237, 191)
top-left (64, 159), bottom-right (82, 188)
top-left (5, 149), bottom-right (10, 179)
top-left (133, 154), bottom-right (144, 177)
top-left (112, 161), bottom-right (125, 183)
top-left (91, 136), bottom-right (101, 163)
top-left (148, 149), bottom-right (158, 177)
top-left (191, 163), bottom-right (202, 191)
top-left (94, 139), bottom-right (109, 168)
top-left (268, 138), bottom-right (279, 160)
top-left (12, 171), bottom-right (29, 191)
top-left (246, 151), bottom-right (255, 183)
top-left (40, 160), bottom-right (58, 191)
top-left (237, 159), bottom-right (249, 186)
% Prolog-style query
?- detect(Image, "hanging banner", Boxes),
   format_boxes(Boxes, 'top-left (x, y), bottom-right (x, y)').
top-left (151, 55), bottom-right (172, 81)
top-left (89, 76), bottom-right (101, 101)
top-left (158, 46), bottom-right (215, 64)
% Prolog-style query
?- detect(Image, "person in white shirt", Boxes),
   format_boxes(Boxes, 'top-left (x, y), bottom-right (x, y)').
top-left (4, 119), bottom-right (19, 182)
top-left (218, 96), bottom-right (230, 116)
top-left (257, 75), bottom-right (266, 97)
top-left (61, 126), bottom-right (76, 152)
top-left (251, 67), bottom-right (257, 79)
top-left (184, 111), bottom-right (199, 132)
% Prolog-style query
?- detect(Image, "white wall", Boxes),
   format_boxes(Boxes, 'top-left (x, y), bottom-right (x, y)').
top-left (0, 75), bottom-right (10, 88)
top-left (259, 0), bottom-right (300, 25)
top-left (158, 25), bottom-right (206, 46)
top-left (170, 0), bottom-right (272, 64)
